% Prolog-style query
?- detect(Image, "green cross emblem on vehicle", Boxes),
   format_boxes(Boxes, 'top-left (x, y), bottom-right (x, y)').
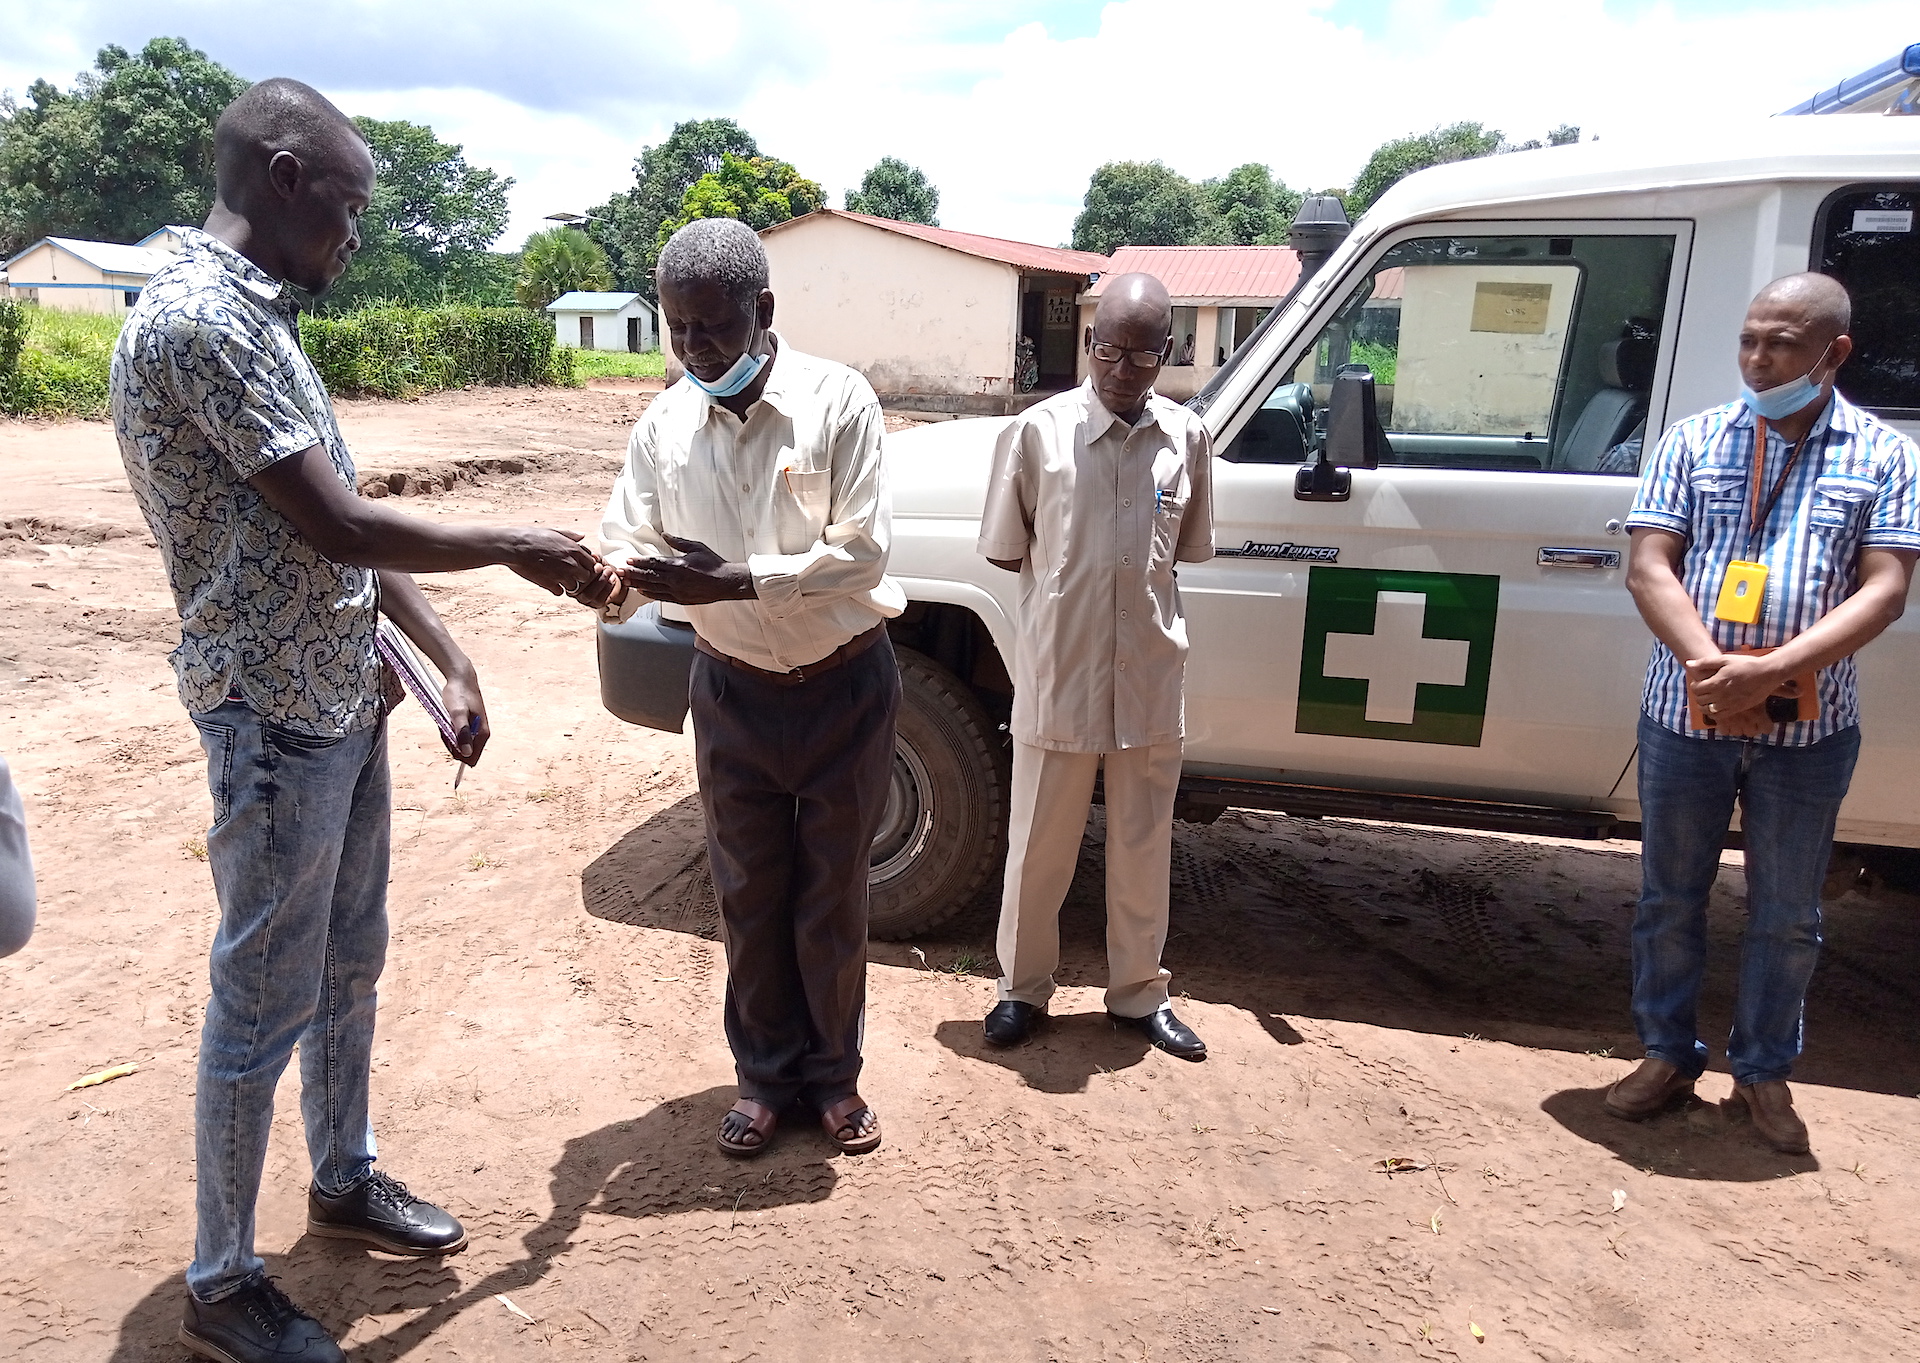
top-left (1295, 567), bottom-right (1501, 747)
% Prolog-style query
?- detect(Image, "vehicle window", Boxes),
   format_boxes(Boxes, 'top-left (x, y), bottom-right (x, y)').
top-left (1816, 185), bottom-right (1920, 418)
top-left (1225, 232), bottom-right (1675, 474)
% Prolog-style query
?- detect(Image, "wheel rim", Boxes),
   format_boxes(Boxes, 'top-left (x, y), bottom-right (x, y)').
top-left (869, 736), bottom-right (936, 886)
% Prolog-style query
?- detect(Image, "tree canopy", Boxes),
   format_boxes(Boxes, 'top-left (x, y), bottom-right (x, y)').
top-left (0, 37), bottom-right (248, 255)
top-left (324, 117), bottom-right (514, 310)
top-left (658, 153), bottom-right (823, 245)
top-left (844, 157), bottom-right (939, 225)
top-left (1203, 163), bottom-right (1303, 246)
top-left (1071, 161), bottom-right (1211, 254)
top-left (1071, 160), bottom-right (1303, 253)
top-left (515, 227), bottom-right (612, 312)
top-left (585, 118), bottom-right (759, 302)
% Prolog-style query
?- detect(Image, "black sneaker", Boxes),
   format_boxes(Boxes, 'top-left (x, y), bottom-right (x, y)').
top-left (179, 1273), bottom-right (344, 1363)
top-left (306, 1170), bottom-right (468, 1256)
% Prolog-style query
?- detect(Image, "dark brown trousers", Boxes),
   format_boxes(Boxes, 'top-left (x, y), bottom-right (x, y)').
top-left (690, 634), bottom-right (900, 1111)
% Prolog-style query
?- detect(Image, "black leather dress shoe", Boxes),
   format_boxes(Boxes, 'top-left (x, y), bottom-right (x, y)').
top-left (983, 1000), bottom-right (1045, 1046)
top-left (1110, 1008), bottom-right (1207, 1060)
top-left (306, 1171), bottom-right (467, 1256)
top-left (179, 1273), bottom-right (345, 1363)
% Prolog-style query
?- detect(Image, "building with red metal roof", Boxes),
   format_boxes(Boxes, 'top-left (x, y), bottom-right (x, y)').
top-left (758, 209), bottom-right (1111, 414)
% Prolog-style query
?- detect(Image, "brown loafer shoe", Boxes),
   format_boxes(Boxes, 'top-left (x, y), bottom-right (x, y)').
top-left (1731, 1080), bottom-right (1810, 1155)
top-left (1603, 1058), bottom-right (1695, 1121)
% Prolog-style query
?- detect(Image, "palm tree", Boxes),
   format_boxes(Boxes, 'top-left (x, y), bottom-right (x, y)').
top-left (516, 228), bottom-right (614, 311)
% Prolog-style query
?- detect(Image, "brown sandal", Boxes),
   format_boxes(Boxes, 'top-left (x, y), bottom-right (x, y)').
top-left (819, 1095), bottom-right (881, 1155)
top-left (717, 1097), bottom-right (778, 1157)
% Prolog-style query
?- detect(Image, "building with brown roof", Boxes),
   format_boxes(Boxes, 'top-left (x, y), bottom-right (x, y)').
top-left (1082, 244), bottom-right (1306, 401)
top-left (757, 209), bottom-right (1109, 415)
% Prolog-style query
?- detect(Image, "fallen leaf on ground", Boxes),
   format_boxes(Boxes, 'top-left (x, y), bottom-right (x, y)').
top-left (1429, 1208), bottom-right (1444, 1235)
top-left (495, 1294), bottom-right (535, 1323)
top-left (1372, 1157), bottom-right (1429, 1175)
top-left (66, 1063), bottom-right (137, 1091)
top-left (1262, 1306), bottom-right (1283, 1314)
top-left (1471, 1322), bottom-right (1486, 1342)
top-left (1611, 1188), bottom-right (1628, 1213)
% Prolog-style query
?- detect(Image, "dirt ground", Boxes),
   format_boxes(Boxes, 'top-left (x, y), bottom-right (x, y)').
top-left (3, 384), bottom-right (1919, 1363)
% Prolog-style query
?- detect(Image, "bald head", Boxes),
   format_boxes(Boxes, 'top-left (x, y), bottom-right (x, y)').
top-left (1086, 272), bottom-right (1173, 422)
top-left (1749, 272), bottom-right (1851, 345)
top-left (1738, 272), bottom-right (1854, 423)
top-left (1093, 272), bottom-right (1173, 335)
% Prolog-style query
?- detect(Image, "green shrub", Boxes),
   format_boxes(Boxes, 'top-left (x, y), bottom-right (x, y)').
top-left (0, 304), bottom-right (120, 418)
top-left (302, 304), bottom-right (563, 398)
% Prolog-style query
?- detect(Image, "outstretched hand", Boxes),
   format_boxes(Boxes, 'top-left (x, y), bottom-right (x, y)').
top-left (508, 527), bottom-right (603, 596)
top-left (619, 533), bottom-right (756, 605)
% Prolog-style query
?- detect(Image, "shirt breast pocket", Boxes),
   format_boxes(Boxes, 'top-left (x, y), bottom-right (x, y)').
top-left (1691, 466), bottom-right (1744, 520)
top-left (1810, 474), bottom-right (1874, 533)
top-left (1151, 493), bottom-right (1187, 566)
top-left (771, 467), bottom-right (831, 553)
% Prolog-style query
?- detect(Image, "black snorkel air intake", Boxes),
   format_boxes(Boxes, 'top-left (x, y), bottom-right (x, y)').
top-left (1187, 194), bottom-right (1352, 416)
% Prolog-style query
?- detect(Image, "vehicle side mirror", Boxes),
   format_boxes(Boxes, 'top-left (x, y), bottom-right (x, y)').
top-left (1295, 365), bottom-right (1387, 501)
top-left (1325, 364), bottom-right (1385, 470)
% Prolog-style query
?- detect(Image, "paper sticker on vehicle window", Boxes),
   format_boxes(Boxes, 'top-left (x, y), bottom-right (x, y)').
top-left (1296, 567), bottom-right (1501, 747)
top-left (1852, 209), bottom-right (1913, 234)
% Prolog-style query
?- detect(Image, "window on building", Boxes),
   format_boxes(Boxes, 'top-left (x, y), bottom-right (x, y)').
top-left (15, 288), bottom-right (37, 305)
top-left (124, 290), bottom-right (140, 308)
top-left (1225, 230), bottom-right (1676, 474)
top-left (1815, 184), bottom-right (1920, 418)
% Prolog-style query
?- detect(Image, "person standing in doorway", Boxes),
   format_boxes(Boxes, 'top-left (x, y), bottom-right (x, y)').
top-left (582, 218), bottom-right (903, 1158)
top-left (112, 79), bottom-right (602, 1363)
top-left (1611, 273), bottom-right (1918, 1153)
top-left (976, 273), bottom-right (1214, 1059)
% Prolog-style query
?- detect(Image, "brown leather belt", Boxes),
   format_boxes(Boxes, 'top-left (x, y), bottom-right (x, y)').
top-left (693, 622), bottom-right (886, 687)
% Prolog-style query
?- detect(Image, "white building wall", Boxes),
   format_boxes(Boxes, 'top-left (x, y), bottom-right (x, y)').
top-left (4, 243), bottom-right (139, 315)
top-left (760, 214), bottom-right (1020, 402)
top-left (553, 303), bottom-right (656, 352)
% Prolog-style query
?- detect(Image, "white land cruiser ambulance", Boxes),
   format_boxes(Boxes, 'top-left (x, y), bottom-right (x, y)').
top-left (599, 116), bottom-right (1920, 939)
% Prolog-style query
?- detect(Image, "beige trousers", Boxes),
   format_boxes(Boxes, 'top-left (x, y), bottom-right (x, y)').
top-left (995, 739), bottom-right (1182, 1018)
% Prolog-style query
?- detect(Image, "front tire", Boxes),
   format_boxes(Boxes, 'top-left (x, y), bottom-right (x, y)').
top-left (867, 647), bottom-right (1009, 940)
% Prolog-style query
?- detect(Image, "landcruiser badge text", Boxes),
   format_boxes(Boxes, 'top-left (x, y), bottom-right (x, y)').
top-left (1216, 540), bottom-right (1340, 562)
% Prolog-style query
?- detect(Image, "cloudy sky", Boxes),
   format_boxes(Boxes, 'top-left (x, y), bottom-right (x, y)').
top-left (0, 1), bottom-right (1910, 249)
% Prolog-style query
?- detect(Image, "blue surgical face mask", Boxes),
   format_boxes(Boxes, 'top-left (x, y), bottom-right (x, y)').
top-left (1740, 343), bottom-right (1835, 421)
top-left (686, 346), bottom-right (766, 399)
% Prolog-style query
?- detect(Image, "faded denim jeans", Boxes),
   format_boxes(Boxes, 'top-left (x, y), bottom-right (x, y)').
top-left (187, 699), bottom-right (390, 1301)
top-left (1632, 712), bottom-right (1860, 1087)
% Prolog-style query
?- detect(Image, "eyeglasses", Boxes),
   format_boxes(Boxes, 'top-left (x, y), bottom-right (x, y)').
top-left (1088, 338), bottom-right (1169, 369)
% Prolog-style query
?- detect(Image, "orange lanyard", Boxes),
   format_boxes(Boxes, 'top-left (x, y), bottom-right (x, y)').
top-left (1746, 416), bottom-right (1809, 559)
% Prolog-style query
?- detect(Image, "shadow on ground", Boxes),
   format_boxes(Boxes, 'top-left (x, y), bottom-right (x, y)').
top-left (1539, 1085), bottom-right (1822, 1179)
top-left (583, 797), bottom-right (1920, 1100)
top-left (107, 1085), bottom-right (836, 1362)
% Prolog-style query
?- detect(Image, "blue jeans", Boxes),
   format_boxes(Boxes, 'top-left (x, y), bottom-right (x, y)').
top-left (187, 700), bottom-right (391, 1301)
top-left (1632, 713), bottom-right (1859, 1087)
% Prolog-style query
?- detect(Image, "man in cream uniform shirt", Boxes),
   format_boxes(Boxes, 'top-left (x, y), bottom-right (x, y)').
top-left (583, 218), bottom-right (903, 1157)
top-left (977, 273), bottom-right (1214, 1059)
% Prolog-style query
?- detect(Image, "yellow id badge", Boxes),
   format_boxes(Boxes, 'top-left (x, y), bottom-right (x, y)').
top-left (1714, 560), bottom-right (1768, 624)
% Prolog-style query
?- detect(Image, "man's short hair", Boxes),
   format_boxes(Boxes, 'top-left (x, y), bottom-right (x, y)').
top-left (656, 218), bottom-right (769, 316)
top-left (1752, 272), bottom-right (1852, 342)
top-left (214, 78), bottom-right (366, 195)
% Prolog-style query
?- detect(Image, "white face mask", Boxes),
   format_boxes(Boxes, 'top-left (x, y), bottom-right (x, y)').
top-left (1740, 342), bottom-right (1834, 421)
top-left (686, 347), bottom-right (767, 398)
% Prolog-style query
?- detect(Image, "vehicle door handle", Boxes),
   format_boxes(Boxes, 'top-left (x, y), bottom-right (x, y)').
top-left (1538, 546), bottom-right (1621, 569)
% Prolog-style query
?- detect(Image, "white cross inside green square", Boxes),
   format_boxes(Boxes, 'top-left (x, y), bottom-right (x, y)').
top-left (1295, 566), bottom-right (1501, 747)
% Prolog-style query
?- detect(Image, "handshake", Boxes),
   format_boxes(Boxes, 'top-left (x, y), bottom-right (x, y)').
top-left (511, 528), bottom-right (754, 608)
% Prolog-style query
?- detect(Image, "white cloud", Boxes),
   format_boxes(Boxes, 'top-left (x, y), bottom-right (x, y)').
top-left (1, 0), bottom-right (1909, 249)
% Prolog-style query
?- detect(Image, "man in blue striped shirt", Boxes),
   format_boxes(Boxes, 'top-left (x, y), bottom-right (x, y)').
top-left (1610, 274), bottom-right (1919, 1154)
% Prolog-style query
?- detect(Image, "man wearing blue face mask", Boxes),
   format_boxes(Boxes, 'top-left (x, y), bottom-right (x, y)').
top-left (1612, 274), bottom-right (1919, 1154)
top-left (582, 217), bottom-right (904, 1158)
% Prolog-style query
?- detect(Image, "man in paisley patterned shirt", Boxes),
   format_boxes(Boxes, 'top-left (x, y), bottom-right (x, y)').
top-left (111, 79), bottom-right (602, 1363)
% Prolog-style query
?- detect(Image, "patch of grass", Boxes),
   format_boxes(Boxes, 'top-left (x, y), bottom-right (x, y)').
top-left (0, 303), bottom-right (121, 418)
top-left (569, 348), bottom-right (666, 380)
